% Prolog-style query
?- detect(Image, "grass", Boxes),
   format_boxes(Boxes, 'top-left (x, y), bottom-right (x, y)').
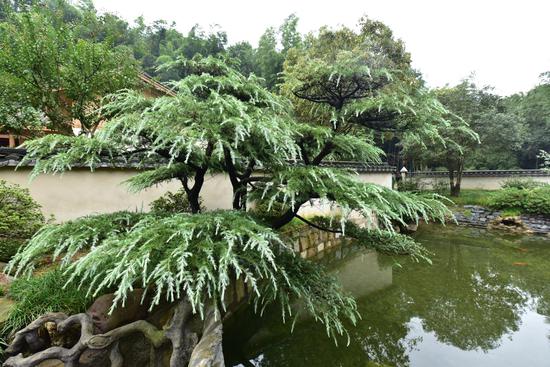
top-left (500, 208), bottom-right (522, 217)
top-left (443, 189), bottom-right (495, 207)
top-left (2, 269), bottom-right (93, 337)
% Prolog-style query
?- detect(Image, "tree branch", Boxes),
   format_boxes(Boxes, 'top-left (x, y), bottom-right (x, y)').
top-left (295, 214), bottom-right (342, 233)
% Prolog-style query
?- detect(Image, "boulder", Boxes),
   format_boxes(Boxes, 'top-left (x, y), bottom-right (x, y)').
top-left (489, 216), bottom-right (532, 234)
top-left (86, 289), bottom-right (149, 333)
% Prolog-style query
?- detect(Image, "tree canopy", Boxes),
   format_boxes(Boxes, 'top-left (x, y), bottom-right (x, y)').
top-left (9, 54), bottom-right (451, 349)
top-left (0, 8), bottom-right (137, 135)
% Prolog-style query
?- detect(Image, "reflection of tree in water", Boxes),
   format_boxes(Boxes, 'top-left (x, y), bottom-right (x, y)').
top-left (413, 243), bottom-right (527, 351)
top-left (225, 226), bottom-right (550, 367)
top-left (355, 291), bottom-right (422, 367)
top-left (357, 229), bottom-right (534, 366)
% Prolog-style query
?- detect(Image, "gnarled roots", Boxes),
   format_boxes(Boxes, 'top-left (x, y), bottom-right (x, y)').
top-left (2, 299), bottom-right (224, 367)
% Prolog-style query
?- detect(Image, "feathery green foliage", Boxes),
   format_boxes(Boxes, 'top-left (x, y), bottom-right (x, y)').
top-left (258, 252), bottom-right (358, 343)
top-left (251, 166), bottom-right (451, 230)
top-left (7, 211), bottom-right (144, 275)
top-left (7, 210), bottom-right (358, 341)
top-left (11, 54), bottom-right (452, 343)
top-left (345, 222), bottom-right (431, 263)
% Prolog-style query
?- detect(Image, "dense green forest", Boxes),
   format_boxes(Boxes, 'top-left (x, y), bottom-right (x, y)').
top-left (0, 0), bottom-right (548, 170)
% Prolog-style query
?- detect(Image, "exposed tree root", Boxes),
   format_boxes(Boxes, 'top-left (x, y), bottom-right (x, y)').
top-left (2, 299), bottom-right (225, 367)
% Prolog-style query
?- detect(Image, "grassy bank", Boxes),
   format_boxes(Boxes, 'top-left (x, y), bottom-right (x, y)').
top-left (444, 189), bottom-right (494, 207)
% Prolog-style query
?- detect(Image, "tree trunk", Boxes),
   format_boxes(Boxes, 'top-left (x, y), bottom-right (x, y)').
top-left (450, 181), bottom-right (461, 197)
top-left (8, 133), bottom-right (16, 148)
top-left (448, 160), bottom-right (464, 197)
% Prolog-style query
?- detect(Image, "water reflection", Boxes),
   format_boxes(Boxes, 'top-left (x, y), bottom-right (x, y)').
top-left (225, 225), bottom-right (550, 367)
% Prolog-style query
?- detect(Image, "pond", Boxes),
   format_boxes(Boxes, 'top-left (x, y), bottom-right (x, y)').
top-left (224, 224), bottom-right (550, 367)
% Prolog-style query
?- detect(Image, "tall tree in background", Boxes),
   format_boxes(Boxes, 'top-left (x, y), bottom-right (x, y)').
top-left (254, 14), bottom-right (302, 89)
top-left (403, 81), bottom-right (481, 196)
top-left (0, 9), bottom-right (137, 135)
top-left (506, 72), bottom-right (550, 168)
top-left (227, 41), bottom-right (256, 76)
top-left (255, 26), bottom-right (283, 89)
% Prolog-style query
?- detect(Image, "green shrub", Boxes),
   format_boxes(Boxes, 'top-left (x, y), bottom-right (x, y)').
top-left (0, 239), bottom-right (26, 264)
top-left (249, 199), bottom-right (291, 225)
top-left (488, 186), bottom-right (550, 216)
top-left (431, 179), bottom-right (450, 195)
top-left (501, 178), bottom-right (544, 190)
top-left (2, 270), bottom-right (93, 336)
top-left (445, 189), bottom-right (493, 207)
top-left (149, 189), bottom-right (203, 214)
top-left (0, 181), bottom-right (45, 262)
top-left (396, 178), bottom-right (423, 192)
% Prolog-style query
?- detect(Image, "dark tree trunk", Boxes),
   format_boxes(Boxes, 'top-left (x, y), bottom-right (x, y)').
top-left (450, 181), bottom-right (461, 197)
top-left (448, 160), bottom-right (464, 197)
top-left (188, 171), bottom-right (205, 214)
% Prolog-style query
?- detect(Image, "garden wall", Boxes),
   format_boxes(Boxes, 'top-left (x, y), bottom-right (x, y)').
top-left (0, 167), bottom-right (233, 222)
top-left (410, 170), bottom-right (550, 190)
top-left (0, 148), bottom-right (394, 222)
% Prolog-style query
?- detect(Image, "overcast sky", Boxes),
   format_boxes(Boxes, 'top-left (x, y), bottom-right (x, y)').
top-left (93, 0), bottom-right (550, 96)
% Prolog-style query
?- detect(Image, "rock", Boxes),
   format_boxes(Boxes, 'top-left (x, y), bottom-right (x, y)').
top-left (488, 215), bottom-right (533, 234)
top-left (406, 223), bottom-right (418, 233)
top-left (86, 289), bottom-right (148, 333)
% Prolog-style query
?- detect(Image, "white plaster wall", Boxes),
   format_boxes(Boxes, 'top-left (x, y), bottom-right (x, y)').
top-left (416, 175), bottom-right (550, 190)
top-left (357, 172), bottom-right (393, 188)
top-left (0, 167), bottom-right (393, 223)
top-left (0, 167), bottom-right (233, 222)
top-left (297, 171), bottom-right (392, 225)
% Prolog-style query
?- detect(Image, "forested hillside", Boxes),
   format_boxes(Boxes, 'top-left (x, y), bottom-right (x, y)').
top-left (1, 0), bottom-right (548, 169)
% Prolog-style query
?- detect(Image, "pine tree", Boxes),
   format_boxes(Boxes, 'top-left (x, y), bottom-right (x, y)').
top-left (5, 52), bottom-right (450, 366)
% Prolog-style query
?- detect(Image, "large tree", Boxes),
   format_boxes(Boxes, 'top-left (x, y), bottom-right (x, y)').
top-left (0, 9), bottom-right (138, 135)
top-left (506, 72), bottom-right (550, 168)
top-left (403, 80), bottom-right (488, 195)
top-left (4, 52), bottom-right (450, 366)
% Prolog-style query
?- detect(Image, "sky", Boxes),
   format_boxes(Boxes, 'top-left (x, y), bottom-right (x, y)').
top-left (92, 0), bottom-right (550, 96)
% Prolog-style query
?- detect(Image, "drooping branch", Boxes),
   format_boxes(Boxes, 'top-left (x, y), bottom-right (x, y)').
top-left (294, 214), bottom-right (343, 234)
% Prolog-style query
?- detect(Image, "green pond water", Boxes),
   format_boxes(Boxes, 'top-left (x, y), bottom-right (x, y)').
top-left (224, 224), bottom-right (550, 367)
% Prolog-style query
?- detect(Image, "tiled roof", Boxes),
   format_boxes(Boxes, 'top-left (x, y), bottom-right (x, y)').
top-left (317, 161), bottom-right (395, 173)
top-left (0, 148), bottom-right (25, 168)
top-left (409, 169), bottom-right (550, 177)
top-left (0, 148), bottom-right (395, 173)
top-left (138, 72), bottom-right (176, 97)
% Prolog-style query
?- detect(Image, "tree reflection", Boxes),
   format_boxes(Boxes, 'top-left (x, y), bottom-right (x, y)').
top-left (225, 226), bottom-right (550, 367)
